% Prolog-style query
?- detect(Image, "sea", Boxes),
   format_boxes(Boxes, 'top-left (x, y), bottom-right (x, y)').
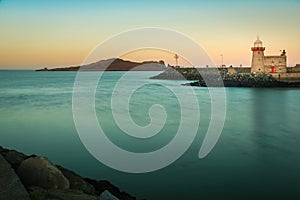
top-left (0, 70), bottom-right (300, 200)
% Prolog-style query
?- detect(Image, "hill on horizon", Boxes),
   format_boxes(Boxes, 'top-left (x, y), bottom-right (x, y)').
top-left (36, 58), bottom-right (167, 71)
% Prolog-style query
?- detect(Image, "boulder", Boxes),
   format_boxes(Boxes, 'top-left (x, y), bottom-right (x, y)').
top-left (100, 190), bottom-right (119, 200)
top-left (85, 179), bottom-right (136, 200)
top-left (29, 187), bottom-right (98, 200)
top-left (57, 165), bottom-right (95, 195)
top-left (17, 156), bottom-right (70, 190)
top-left (0, 147), bottom-right (28, 171)
top-left (0, 154), bottom-right (30, 200)
top-left (0, 147), bottom-right (136, 199)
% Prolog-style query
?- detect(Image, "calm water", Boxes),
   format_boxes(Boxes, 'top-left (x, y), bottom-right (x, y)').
top-left (0, 70), bottom-right (300, 200)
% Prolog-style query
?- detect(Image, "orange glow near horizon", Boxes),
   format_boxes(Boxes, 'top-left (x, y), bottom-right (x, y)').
top-left (1, 36), bottom-right (299, 69)
top-left (0, 1), bottom-right (299, 69)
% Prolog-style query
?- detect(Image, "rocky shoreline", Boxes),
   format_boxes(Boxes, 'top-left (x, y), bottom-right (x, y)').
top-left (184, 73), bottom-right (300, 88)
top-left (151, 68), bottom-right (300, 88)
top-left (0, 146), bottom-right (136, 200)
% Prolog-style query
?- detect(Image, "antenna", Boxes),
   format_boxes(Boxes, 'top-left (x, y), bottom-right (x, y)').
top-left (174, 54), bottom-right (179, 67)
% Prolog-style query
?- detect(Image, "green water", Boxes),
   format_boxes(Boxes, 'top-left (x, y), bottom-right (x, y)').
top-left (0, 70), bottom-right (300, 199)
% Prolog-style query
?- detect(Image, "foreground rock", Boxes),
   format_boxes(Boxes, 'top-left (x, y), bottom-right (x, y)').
top-left (0, 146), bottom-right (137, 200)
top-left (17, 156), bottom-right (70, 190)
top-left (29, 187), bottom-right (98, 200)
top-left (0, 146), bottom-right (28, 171)
top-left (56, 165), bottom-right (95, 195)
top-left (100, 190), bottom-right (119, 200)
top-left (84, 179), bottom-right (135, 200)
top-left (0, 154), bottom-right (30, 200)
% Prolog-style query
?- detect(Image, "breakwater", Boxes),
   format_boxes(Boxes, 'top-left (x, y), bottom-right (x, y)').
top-left (151, 68), bottom-right (300, 87)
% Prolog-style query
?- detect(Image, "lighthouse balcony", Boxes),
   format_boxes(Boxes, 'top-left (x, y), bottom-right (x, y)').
top-left (251, 47), bottom-right (265, 51)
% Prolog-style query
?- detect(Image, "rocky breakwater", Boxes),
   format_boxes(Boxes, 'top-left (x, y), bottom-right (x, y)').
top-left (185, 73), bottom-right (300, 87)
top-left (150, 67), bottom-right (227, 80)
top-left (0, 146), bottom-right (136, 200)
top-left (151, 67), bottom-right (300, 88)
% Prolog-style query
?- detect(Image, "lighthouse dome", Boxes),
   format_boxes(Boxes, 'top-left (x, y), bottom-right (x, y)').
top-left (254, 36), bottom-right (263, 47)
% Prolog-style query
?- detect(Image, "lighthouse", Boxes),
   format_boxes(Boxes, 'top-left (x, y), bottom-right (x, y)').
top-left (251, 36), bottom-right (265, 73)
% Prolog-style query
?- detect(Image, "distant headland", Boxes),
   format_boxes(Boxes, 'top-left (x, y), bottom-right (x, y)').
top-left (36, 58), bottom-right (166, 71)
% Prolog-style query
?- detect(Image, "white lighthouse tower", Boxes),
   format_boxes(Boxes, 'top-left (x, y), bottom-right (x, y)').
top-left (251, 36), bottom-right (265, 73)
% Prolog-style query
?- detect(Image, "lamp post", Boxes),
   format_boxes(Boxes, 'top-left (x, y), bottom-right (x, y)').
top-left (174, 54), bottom-right (179, 67)
top-left (220, 54), bottom-right (223, 68)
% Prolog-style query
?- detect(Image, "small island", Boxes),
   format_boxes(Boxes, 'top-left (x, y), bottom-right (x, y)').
top-left (36, 58), bottom-right (166, 71)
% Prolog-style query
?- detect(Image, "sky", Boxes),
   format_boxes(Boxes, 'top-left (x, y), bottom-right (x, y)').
top-left (0, 0), bottom-right (299, 69)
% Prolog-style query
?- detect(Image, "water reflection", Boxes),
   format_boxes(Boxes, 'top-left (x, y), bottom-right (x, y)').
top-left (252, 88), bottom-right (288, 151)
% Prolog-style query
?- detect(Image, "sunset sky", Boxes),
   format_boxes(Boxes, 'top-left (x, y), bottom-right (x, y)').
top-left (0, 0), bottom-right (299, 69)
